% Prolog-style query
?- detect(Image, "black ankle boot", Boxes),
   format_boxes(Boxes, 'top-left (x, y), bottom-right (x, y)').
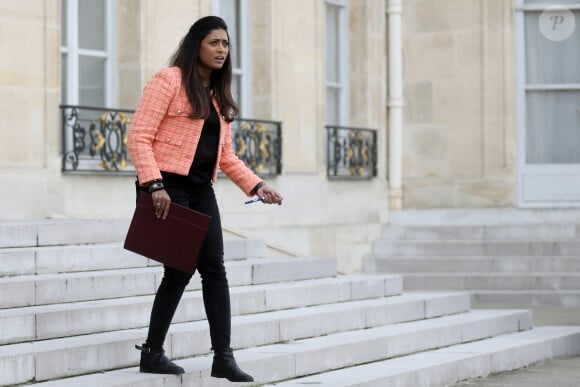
top-left (135, 343), bottom-right (185, 374)
top-left (211, 348), bottom-right (254, 382)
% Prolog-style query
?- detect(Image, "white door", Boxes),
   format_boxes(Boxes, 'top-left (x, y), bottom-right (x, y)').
top-left (516, 1), bottom-right (580, 207)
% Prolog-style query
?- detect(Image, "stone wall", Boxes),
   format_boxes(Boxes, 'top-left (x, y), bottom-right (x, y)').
top-left (402, 0), bottom-right (517, 208)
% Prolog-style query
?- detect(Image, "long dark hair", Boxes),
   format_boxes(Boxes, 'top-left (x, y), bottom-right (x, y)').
top-left (170, 16), bottom-right (239, 122)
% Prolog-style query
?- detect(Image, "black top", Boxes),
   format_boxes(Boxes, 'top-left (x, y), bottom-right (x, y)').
top-left (162, 99), bottom-right (220, 187)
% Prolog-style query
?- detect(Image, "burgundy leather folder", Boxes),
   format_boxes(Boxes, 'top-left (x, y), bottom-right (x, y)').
top-left (124, 192), bottom-right (212, 273)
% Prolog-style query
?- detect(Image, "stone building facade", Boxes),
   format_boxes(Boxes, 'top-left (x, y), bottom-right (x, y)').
top-left (0, 0), bottom-right (578, 272)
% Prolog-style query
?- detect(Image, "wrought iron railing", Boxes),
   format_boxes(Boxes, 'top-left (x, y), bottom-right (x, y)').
top-left (61, 105), bottom-right (135, 174)
top-left (325, 125), bottom-right (378, 179)
top-left (228, 118), bottom-right (282, 177)
top-left (60, 105), bottom-right (282, 177)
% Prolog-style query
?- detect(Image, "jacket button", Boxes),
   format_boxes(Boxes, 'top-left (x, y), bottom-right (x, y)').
top-left (166, 138), bottom-right (170, 143)
top-left (177, 110), bottom-right (182, 115)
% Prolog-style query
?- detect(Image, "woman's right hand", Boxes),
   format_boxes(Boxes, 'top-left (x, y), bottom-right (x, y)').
top-left (152, 189), bottom-right (171, 219)
top-left (257, 185), bottom-right (283, 205)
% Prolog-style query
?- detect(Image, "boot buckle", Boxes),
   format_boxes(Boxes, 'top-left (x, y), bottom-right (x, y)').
top-left (135, 344), bottom-right (151, 354)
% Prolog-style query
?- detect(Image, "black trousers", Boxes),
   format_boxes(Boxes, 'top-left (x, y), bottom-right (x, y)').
top-left (141, 182), bottom-right (231, 351)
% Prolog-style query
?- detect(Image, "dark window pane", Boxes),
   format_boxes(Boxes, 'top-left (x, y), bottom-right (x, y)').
top-left (79, 0), bottom-right (105, 50)
top-left (220, 0), bottom-right (240, 67)
top-left (525, 10), bottom-right (580, 84)
top-left (526, 90), bottom-right (580, 163)
top-left (79, 55), bottom-right (106, 107)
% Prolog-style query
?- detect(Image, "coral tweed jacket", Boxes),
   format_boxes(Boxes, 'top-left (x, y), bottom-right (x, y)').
top-left (128, 67), bottom-right (261, 196)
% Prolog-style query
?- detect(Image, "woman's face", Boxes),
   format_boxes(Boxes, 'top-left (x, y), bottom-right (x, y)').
top-left (198, 28), bottom-right (229, 75)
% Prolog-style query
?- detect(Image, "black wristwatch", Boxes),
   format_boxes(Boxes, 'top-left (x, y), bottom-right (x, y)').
top-left (251, 181), bottom-right (265, 195)
top-left (147, 179), bottom-right (165, 193)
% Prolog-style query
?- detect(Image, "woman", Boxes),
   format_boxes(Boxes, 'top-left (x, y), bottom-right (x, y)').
top-left (127, 16), bottom-right (283, 382)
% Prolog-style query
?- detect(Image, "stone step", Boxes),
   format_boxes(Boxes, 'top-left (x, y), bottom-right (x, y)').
top-left (0, 239), bottom-right (267, 277)
top-left (402, 273), bottom-right (580, 291)
top-left (0, 219), bottom-right (130, 248)
top-left (0, 257), bottom-right (337, 308)
top-left (24, 308), bottom-right (533, 387)
top-left (0, 292), bottom-right (471, 385)
top-left (270, 326), bottom-right (580, 387)
top-left (373, 240), bottom-right (580, 257)
top-left (381, 224), bottom-right (580, 241)
top-left (0, 274), bottom-right (402, 345)
top-left (388, 208), bottom-right (580, 226)
top-left (365, 256), bottom-right (580, 273)
top-left (473, 290), bottom-right (580, 308)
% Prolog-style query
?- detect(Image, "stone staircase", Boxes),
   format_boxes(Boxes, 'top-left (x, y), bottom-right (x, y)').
top-left (364, 208), bottom-right (580, 307)
top-left (1, 219), bottom-right (580, 386)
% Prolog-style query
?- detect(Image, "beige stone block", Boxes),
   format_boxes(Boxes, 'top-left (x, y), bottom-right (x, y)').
top-left (403, 124), bottom-right (449, 178)
top-left (141, 0), bottom-right (203, 69)
top-left (455, 31), bottom-right (483, 76)
top-left (403, 178), bottom-right (456, 208)
top-left (62, 174), bottom-right (135, 219)
top-left (430, 80), bottom-right (457, 124)
top-left (282, 120), bottom-right (317, 172)
top-left (349, 2), bottom-right (386, 130)
top-left (429, 80), bottom-right (484, 178)
top-left (0, 0), bottom-right (44, 19)
top-left (456, 179), bottom-right (514, 208)
top-left (272, 0), bottom-right (318, 51)
top-left (116, 0), bottom-right (142, 64)
top-left (435, 0), bottom-right (482, 32)
top-left (45, 0), bottom-right (60, 22)
top-left (0, 88), bottom-right (46, 166)
top-left (406, 0), bottom-right (482, 34)
top-left (0, 168), bottom-right (59, 219)
top-left (404, 0), bottom-right (449, 33)
top-left (0, 16), bottom-right (45, 87)
top-left (45, 25), bottom-right (60, 90)
top-left (252, 56), bottom-right (273, 95)
top-left (448, 134), bottom-right (483, 177)
top-left (481, 1), bottom-right (517, 177)
top-left (367, 81), bottom-right (387, 128)
top-left (405, 32), bottom-right (456, 81)
top-left (405, 82), bottom-right (433, 124)
top-left (45, 93), bottom-right (61, 160)
top-left (432, 78), bottom-right (482, 127)
top-left (118, 65), bottom-right (142, 108)
top-left (250, 2), bottom-right (274, 111)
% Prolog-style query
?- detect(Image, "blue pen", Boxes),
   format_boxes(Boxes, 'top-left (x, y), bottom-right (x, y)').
top-left (244, 197), bottom-right (264, 204)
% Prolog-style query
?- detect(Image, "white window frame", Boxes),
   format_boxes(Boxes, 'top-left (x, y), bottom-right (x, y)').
top-left (515, 0), bottom-right (580, 207)
top-left (61, 0), bottom-right (117, 107)
top-left (325, 0), bottom-right (350, 126)
top-left (213, 0), bottom-right (251, 117)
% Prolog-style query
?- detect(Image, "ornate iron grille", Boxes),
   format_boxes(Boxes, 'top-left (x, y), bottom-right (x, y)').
top-left (326, 125), bottom-right (378, 179)
top-left (61, 105), bottom-right (282, 177)
top-left (229, 118), bottom-right (282, 177)
top-left (61, 105), bottom-right (135, 174)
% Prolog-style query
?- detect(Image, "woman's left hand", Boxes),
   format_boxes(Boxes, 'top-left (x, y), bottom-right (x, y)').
top-left (257, 185), bottom-right (283, 205)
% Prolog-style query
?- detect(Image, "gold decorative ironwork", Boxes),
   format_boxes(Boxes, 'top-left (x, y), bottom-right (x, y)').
top-left (62, 106), bottom-right (281, 177)
top-left (61, 105), bottom-right (135, 174)
top-left (326, 126), bottom-right (377, 179)
top-left (90, 111), bottom-right (130, 171)
top-left (230, 118), bottom-right (282, 177)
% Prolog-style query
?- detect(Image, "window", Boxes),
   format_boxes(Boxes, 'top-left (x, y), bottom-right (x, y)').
top-left (517, 0), bottom-right (580, 164)
top-left (213, 0), bottom-right (250, 116)
top-left (325, 0), bottom-right (349, 126)
top-left (61, 0), bottom-right (116, 108)
top-left (515, 0), bottom-right (580, 205)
